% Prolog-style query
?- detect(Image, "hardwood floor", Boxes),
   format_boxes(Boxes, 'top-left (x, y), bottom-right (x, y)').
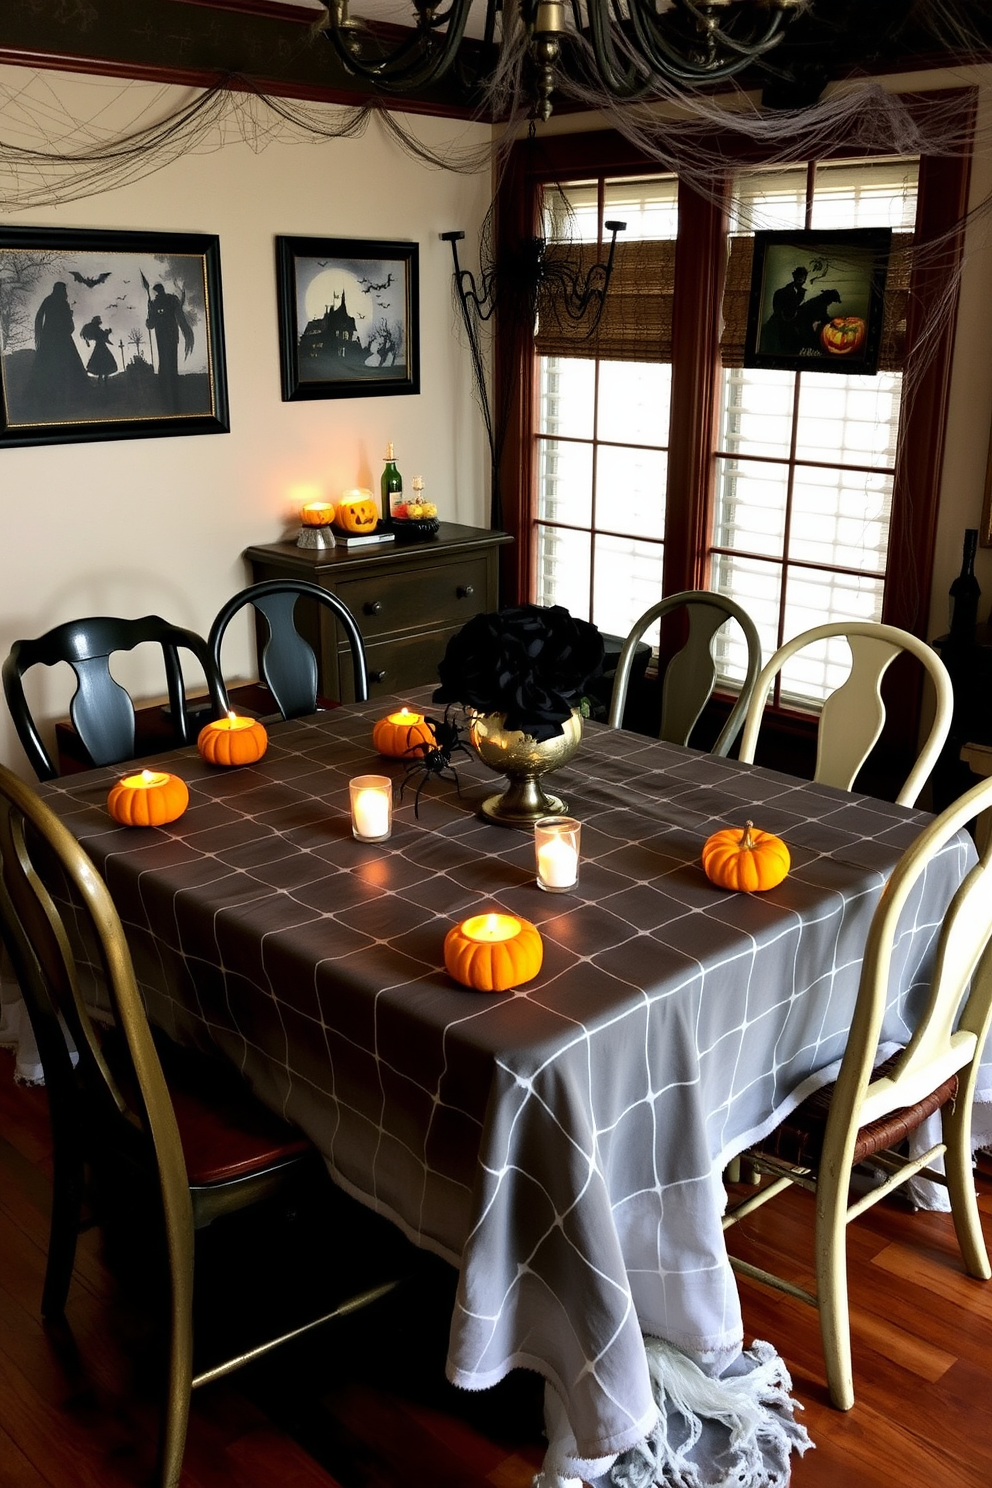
top-left (2, 1043), bottom-right (991, 1488)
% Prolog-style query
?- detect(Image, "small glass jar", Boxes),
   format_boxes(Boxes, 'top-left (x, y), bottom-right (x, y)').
top-left (349, 775), bottom-right (393, 842)
top-left (534, 815), bottom-right (581, 892)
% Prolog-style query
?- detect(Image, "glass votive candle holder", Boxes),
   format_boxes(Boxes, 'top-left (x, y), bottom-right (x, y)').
top-left (349, 775), bottom-right (393, 843)
top-left (534, 815), bottom-right (581, 893)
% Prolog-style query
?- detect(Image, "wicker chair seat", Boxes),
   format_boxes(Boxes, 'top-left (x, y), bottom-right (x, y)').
top-left (755, 1053), bottom-right (958, 1171)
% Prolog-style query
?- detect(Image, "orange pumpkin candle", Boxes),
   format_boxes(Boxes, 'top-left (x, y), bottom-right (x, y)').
top-left (372, 708), bottom-right (434, 759)
top-left (107, 769), bottom-right (189, 827)
top-left (301, 502), bottom-right (335, 527)
top-left (444, 912), bottom-right (543, 993)
top-left (197, 712), bottom-right (268, 768)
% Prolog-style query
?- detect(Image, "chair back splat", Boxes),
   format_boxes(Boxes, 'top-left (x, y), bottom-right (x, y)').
top-left (608, 590), bottom-right (763, 757)
top-left (723, 771), bottom-right (992, 1411)
top-left (3, 614), bottom-right (225, 781)
top-left (736, 620), bottom-right (953, 807)
top-left (208, 579), bottom-right (368, 719)
top-left (0, 763), bottom-right (401, 1487)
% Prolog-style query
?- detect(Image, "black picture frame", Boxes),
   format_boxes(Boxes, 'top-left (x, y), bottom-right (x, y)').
top-left (743, 228), bottom-right (892, 376)
top-left (0, 226), bottom-right (229, 447)
top-left (276, 235), bottom-right (420, 401)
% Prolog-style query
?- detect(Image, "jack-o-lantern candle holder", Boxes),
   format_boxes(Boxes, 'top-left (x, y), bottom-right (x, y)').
top-left (297, 501), bottom-right (337, 550)
top-left (334, 493), bottom-right (379, 534)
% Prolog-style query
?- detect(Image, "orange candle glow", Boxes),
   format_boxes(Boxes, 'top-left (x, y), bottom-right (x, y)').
top-left (444, 912), bottom-right (543, 992)
top-left (372, 707), bottom-right (435, 758)
top-left (197, 712), bottom-right (268, 767)
top-left (462, 913), bottom-right (522, 943)
top-left (107, 769), bottom-right (189, 827)
top-left (301, 502), bottom-right (335, 527)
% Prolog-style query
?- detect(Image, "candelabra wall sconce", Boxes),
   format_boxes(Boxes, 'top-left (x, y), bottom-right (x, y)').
top-left (441, 219), bottom-right (625, 528)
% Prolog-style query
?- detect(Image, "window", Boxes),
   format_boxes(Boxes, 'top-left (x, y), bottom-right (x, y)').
top-left (535, 177), bottom-right (677, 650)
top-left (498, 108), bottom-right (969, 781)
top-left (713, 159), bottom-right (918, 705)
top-left (533, 160), bottom-right (918, 694)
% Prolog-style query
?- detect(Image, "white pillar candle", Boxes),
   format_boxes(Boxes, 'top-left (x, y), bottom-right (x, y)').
top-left (349, 775), bottom-right (392, 842)
top-left (537, 835), bottom-right (578, 889)
top-left (534, 815), bottom-right (581, 893)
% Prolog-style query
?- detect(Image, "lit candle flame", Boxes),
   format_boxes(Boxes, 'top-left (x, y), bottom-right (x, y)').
top-left (462, 913), bottom-right (521, 943)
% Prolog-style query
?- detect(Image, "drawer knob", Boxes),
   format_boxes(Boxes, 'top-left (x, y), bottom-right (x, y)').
top-left (370, 669), bottom-right (387, 684)
top-left (363, 600), bottom-right (383, 616)
top-left (456, 585), bottom-right (475, 599)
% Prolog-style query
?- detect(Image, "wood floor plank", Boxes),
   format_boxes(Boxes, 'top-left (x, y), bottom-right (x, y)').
top-left (4, 1044), bottom-right (992, 1488)
top-left (0, 1423), bottom-right (55, 1488)
top-left (870, 1237), bottom-right (992, 1313)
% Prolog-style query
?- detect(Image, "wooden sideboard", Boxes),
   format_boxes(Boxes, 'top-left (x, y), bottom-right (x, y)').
top-left (244, 523), bottom-right (513, 704)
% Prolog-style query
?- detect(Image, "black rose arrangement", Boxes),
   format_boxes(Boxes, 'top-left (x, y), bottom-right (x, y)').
top-left (433, 603), bottom-right (605, 742)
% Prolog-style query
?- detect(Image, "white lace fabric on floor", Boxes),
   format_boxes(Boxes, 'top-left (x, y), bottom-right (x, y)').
top-left (0, 972), bottom-right (44, 1085)
top-left (534, 1338), bottom-right (812, 1488)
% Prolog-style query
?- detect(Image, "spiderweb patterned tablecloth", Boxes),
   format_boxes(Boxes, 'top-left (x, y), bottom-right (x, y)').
top-left (40, 694), bottom-right (983, 1484)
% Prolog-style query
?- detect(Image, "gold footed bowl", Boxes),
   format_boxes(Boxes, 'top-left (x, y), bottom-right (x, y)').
top-left (468, 710), bottom-right (583, 828)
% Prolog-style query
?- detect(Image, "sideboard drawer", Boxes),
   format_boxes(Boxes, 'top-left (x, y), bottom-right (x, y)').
top-left (245, 523), bottom-right (513, 705)
top-left (342, 624), bottom-right (469, 702)
top-left (337, 556), bottom-right (489, 640)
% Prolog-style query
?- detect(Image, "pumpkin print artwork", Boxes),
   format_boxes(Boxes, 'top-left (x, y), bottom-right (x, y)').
top-left (107, 769), bottom-right (189, 827)
top-left (334, 494), bottom-right (379, 533)
top-left (701, 820), bottom-right (790, 894)
top-left (820, 315), bottom-right (867, 357)
top-left (197, 713), bottom-right (268, 767)
top-left (444, 912), bottom-right (544, 992)
top-left (372, 708), bottom-right (435, 759)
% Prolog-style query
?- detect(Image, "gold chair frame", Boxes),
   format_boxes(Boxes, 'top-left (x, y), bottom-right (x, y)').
top-left (0, 764), bottom-right (400, 1487)
top-left (723, 772), bottom-right (992, 1409)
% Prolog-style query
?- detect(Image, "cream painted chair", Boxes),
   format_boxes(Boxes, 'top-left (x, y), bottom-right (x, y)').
top-left (737, 621), bottom-right (954, 807)
top-left (723, 772), bottom-right (992, 1410)
top-left (608, 591), bottom-right (763, 757)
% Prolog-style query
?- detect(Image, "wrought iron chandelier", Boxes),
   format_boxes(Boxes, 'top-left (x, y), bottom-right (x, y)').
top-left (324, 0), bottom-right (810, 122)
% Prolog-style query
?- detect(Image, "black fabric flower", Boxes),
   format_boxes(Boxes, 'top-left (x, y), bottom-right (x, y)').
top-left (434, 604), bottom-right (605, 741)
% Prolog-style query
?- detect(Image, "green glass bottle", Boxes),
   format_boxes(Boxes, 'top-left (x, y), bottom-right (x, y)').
top-left (381, 443), bottom-right (403, 523)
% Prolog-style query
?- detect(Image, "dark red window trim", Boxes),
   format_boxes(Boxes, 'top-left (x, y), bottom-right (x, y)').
top-left (495, 93), bottom-right (975, 793)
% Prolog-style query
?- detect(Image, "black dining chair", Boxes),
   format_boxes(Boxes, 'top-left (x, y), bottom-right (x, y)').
top-left (207, 578), bottom-right (369, 719)
top-left (608, 590), bottom-right (763, 756)
top-left (0, 761), bottom-right (404, 1488)
top-left (2, 614), bottom-right (226, 782)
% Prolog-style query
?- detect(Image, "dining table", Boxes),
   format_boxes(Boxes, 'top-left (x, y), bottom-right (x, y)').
top-left (34, 689), bottom-right (990, 1488)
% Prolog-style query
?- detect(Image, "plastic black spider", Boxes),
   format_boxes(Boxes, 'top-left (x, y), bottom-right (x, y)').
top-left (399, 706), bottom-right (473, 818)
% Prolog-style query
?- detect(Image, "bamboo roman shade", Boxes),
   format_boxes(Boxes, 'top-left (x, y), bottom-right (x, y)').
top-left (535, 231), bottom-right (910, 372)
top-left (534, 238), bottom-right (676, 363)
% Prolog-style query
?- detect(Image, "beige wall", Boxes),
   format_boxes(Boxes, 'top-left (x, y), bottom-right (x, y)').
top-left (3, 63), bottom-right (992, 780)
top-left (0, 66), bottom-right (492, 774)
top-left (931, 69), bottom-right (992, 636)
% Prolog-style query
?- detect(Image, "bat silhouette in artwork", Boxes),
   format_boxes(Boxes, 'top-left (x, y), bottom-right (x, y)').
top-left (359, 272), bottom-right (393, 293)
top-left (70, 270), bottom-right (112, 288)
